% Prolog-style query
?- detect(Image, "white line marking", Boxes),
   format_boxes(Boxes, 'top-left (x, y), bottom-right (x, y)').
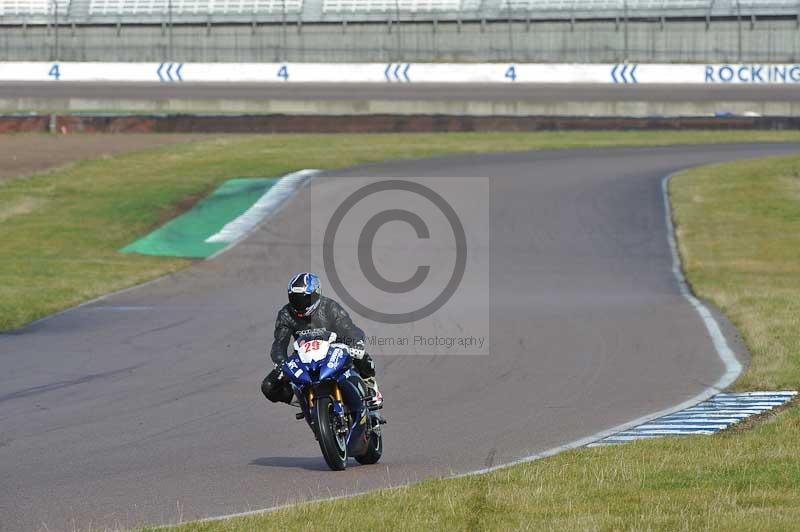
top-left (710, 400), bottom-right (789, 404)
top-left (713, 394), bottom-right (792, 398)
top-left (709, 399), bottom-right (786, 403)
top-left (691, 402), bottom-right (776, 406)
top-left (663, 412), bottom-right (753, 416)
top-left (710, 397), bottom-right (788, 402)
top-left (709, 402), bottom-right (784, 406)
top-left (661, 417), bottom-right (747, 422)
top-left (715, 405), bottom-right (782, 409)
top-left (616, 429), bottom-right (719, 435)
top-left (684, 408), bottom-right (764, 416)
top-left (705, 404), bottom-right (782, 408)
top-left (645, 419), bottom-right (738, 424)
top-left (717, 391), bottom-right (797, 396)
top-left (636, 424), bottom-right (729, 430)
top-left (707, 400), bottom-right (778, 403)
top-left (590, 435), bottom-right (663, 443)
top-left (702, 410), bottom-right (770, 414)
top-left (689, 403), bottom-right (772, 407)
top-left (709, 403), bottom-right (783, 407)
top-left (716, 394), bottom-right (796, 398)
top-left (659, 420), bottom-right (741, 425)
top-left (707, 406), bottom-right (780, 410)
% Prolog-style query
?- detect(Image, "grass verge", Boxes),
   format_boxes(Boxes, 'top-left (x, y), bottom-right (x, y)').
top-left (137, 151), bottom-right (800, 531)
top-left (3, 130), bottom-right (800, 331)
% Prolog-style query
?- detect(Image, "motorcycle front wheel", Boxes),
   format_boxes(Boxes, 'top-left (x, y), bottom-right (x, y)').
top-left (316, 397), bottom-right (347, 471)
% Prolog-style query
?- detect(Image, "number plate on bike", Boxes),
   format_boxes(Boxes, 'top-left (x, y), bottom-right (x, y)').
top-left (297, 339), bottom-right (331, 364)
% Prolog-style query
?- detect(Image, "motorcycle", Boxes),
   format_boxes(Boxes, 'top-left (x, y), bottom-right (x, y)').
top-left (281, 330), bottom-right (384, 470)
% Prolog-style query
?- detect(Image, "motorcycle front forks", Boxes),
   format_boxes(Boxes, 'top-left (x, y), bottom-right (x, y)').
top-left (304, 383), bottom-right (344, 409)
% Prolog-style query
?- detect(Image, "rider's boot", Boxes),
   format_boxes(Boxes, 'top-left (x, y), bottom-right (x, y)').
top-left (363, 377), bottom-right (383, 409)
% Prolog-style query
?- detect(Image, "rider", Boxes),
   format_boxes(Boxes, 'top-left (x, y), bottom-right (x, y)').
top-left (261, 272), bottom-right (383, 408)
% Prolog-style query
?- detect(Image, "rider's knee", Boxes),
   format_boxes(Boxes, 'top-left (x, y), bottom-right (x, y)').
top-left (353, 354), bottom-right (376, 378)
top-left (262, 372), bottom-right (293, 404)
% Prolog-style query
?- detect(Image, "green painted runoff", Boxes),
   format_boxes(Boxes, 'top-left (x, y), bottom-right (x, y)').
top-left (121, 177), bottom-right (277, 258)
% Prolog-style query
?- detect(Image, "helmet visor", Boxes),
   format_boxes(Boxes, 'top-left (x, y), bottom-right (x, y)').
top-left (289, 291), bottom-right (320, 315)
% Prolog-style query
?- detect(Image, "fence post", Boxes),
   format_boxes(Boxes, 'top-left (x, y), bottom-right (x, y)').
top-left (506, 0), bottom-right (514, 62)
top-left (432, 18), bottom-right (437, 61)
top-left (53, 0), bottom-right (59, 61)
top-left (736, 0), bottom-right (742, 62)
top-left (394, 0), bottom-right (403, 61)
top-left (705, 0), bottom-right (715, 62)
top-left (168, 0), bottom-right (174, 60)
top-left (791, 3), bottom-right (800, 65)
top-left (282, 0), bottom-right (288, 61)
top-left (623, 0), bottom-right (629, 63)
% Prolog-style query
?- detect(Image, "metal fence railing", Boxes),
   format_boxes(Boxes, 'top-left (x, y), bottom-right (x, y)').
top-left (3, 0), bottom-right (800, 24)
top-left (3, 0), bottom-right (800, 62)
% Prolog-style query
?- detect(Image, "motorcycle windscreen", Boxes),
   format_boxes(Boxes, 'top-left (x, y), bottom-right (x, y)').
top-left (297, 339), bottom-right (331, 364)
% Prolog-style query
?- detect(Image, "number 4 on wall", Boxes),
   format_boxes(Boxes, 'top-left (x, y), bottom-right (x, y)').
top-left (48, 64), bottom-right (61, 80)
top-left (277, 65), bottom-right (289, 81)
top-left (505, 65), bottom-right (517, 82)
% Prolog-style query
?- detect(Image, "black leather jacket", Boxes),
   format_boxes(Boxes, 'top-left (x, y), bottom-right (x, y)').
top-left (270, 296), bottom-right (365, 364)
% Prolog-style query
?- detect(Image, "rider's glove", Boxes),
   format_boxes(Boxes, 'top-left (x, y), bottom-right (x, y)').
top-left (349, 339), bottom-right (366, 359)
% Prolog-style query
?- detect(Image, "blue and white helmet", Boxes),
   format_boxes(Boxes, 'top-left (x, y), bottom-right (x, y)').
top-left (287, 272), bottom-right (321, 318)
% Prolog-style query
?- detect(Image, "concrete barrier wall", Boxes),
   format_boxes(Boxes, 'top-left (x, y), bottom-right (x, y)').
top-left (3, 18), bottom-right (800, 63)
top-left (3, 113), bottom-right (799, 134)
top-left (4, 98), bottom-right (799, 118)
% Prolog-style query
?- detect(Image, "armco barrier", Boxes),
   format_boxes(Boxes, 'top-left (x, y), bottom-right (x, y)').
top-left (2, 63), bottom-right (800, 84)
top-left (4, 114), bottom-right (800, 134)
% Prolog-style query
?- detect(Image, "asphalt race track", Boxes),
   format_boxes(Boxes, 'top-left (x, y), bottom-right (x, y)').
top-left (2, 82), bottom-right (799, 103)
top-left (1, 143), bottom-right (798, 531)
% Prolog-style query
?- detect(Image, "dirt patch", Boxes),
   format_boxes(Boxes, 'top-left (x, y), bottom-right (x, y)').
top-left (0, 134), bottom-right (212, 181)
top-left (0, 196), bottom-right (47, 223)
top-left (723, 396), bottom-right (799, 435)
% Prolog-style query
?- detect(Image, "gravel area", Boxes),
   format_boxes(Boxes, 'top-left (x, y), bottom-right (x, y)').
top-left (0, 134), bottom-right (210, 180)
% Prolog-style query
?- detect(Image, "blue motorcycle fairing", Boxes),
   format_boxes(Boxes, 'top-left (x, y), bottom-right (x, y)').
top-left (319, 345), bottom-right (349, 381)
top-left (282, 354), bottom-right (312, 386)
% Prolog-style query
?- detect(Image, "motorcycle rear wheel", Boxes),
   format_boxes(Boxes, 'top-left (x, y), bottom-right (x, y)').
top-left (316, 397), bottom-right (347, 471)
